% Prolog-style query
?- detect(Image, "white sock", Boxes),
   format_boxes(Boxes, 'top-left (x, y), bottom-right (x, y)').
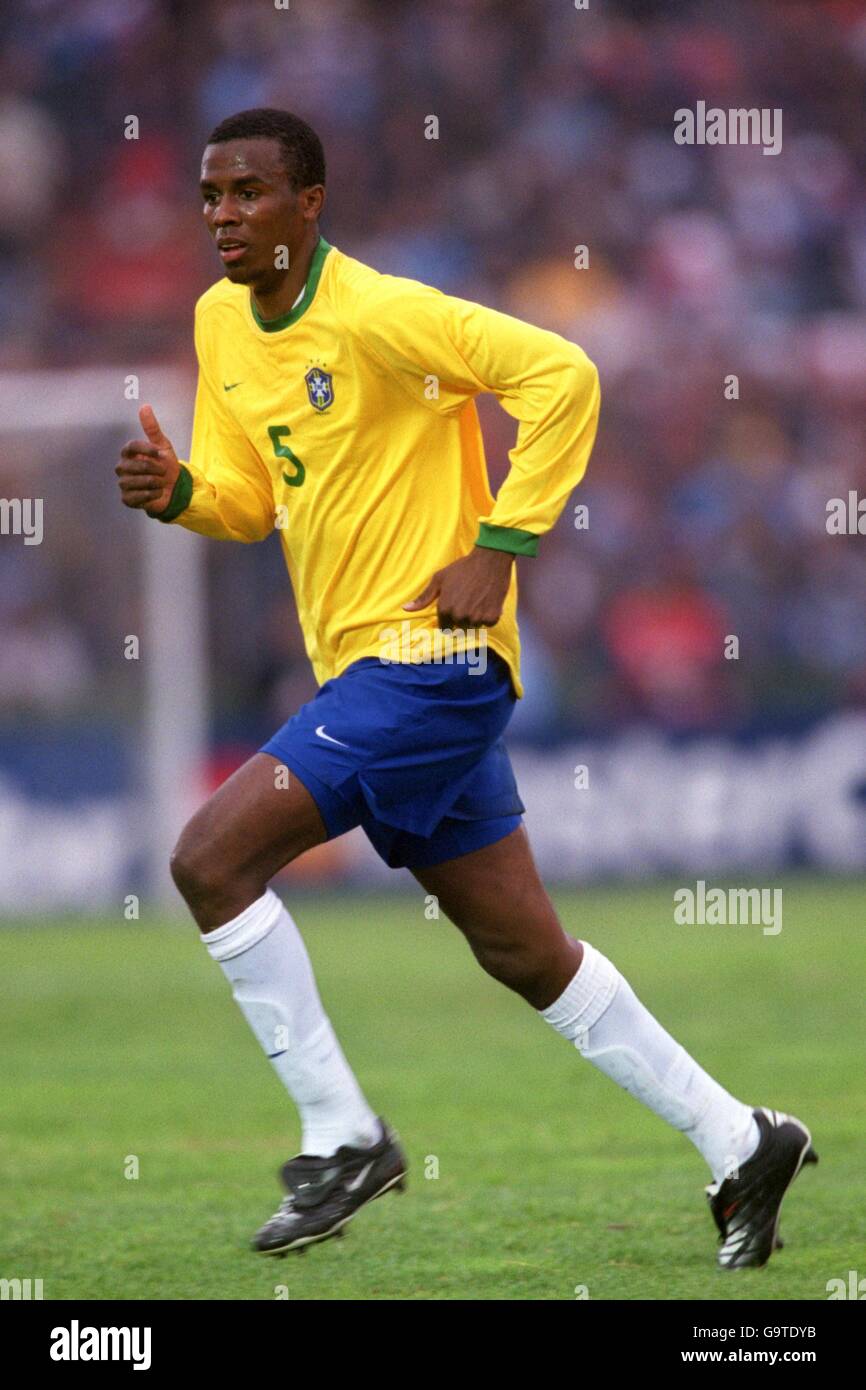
top-left (540, 941), bottom-right (760, 1183)
top-left (203, 889), bottom-right (380, 1158)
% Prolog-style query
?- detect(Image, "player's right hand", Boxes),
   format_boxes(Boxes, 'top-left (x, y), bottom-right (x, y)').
top-left (116, 404), bottom-right (181, 514)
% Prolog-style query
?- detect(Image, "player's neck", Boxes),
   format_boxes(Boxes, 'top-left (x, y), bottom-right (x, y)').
top-left (251, 228), bottom-right (321, 323)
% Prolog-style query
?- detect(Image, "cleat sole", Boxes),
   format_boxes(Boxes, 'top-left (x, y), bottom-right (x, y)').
top-left (257, 1168), bottom-right (407, 1257)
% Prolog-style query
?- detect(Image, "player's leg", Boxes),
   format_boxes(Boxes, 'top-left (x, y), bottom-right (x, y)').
top-left (170, 752), bottom-right (382, 1159)
top-left (410, 823), bottom-right (582, 1009)
top-left (170, 751), bottom-right (327, 931)
top-left (412, 821), bottom-right (817, 1266)
top-left (411, 823), bottom-right (762, 1183)
top-left (171, 748), bottom-right (407, 1254)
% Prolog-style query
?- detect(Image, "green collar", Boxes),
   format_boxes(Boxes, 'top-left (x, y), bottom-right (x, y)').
top-left (250, 236), bottom-right (332, 333)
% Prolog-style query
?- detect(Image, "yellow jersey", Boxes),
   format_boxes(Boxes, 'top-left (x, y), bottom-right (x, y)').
top-left (157, 236), bottom-right (600, 698)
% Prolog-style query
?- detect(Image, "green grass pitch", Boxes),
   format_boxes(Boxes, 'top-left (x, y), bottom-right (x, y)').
top-left (1, 878), bottom-right (863, 1300)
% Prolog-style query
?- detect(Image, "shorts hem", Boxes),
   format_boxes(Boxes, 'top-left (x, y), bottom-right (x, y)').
top-left (395, 812), bottom-right (523, 871)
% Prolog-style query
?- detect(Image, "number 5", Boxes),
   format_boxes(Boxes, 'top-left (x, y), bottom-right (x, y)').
top-left (268, 424), bottom-right (306, 488)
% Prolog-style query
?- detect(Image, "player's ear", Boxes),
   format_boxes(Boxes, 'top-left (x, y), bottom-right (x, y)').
top-left (301, 184), bottom-right (325, 219)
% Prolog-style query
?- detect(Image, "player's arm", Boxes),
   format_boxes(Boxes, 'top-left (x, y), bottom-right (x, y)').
top-left (357, 280), bottom-right (600, 626)
top-left (116, 322), bottom-right (275, 543)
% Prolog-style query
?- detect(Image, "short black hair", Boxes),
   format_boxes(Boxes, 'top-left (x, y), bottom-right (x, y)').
top-left (206, 108), bottom-right (326, 189)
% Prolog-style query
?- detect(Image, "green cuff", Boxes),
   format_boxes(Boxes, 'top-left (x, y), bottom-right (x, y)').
top-left (149, 464), bottom-right (193, 522)
top-left (475, 522), bottom-right (539, 557)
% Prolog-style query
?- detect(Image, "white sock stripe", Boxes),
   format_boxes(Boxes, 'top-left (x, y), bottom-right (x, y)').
top-left (202, 888), bottom-right (284, 961)
top-left (539, 940), bottom-right (621, 1033)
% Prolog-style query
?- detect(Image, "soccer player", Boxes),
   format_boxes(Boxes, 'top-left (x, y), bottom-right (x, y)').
top-left (116, 108), bottom-right (816, 1267)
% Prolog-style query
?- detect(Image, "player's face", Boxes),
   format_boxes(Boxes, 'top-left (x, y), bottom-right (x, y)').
top-left (199, 138), bottom-right (312, 286)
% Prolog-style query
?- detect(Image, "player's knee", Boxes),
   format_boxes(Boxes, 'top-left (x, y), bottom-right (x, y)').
top-left (169, 834), bottom-right (201, 904)
top-left (170, 826), bottom-right (227, 908)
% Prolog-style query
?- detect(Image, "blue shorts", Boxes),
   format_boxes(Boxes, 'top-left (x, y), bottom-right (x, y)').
top-left (260, 650), bottom-right (524, 869)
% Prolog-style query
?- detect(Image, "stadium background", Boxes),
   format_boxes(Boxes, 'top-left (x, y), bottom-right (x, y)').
top-left (1, 0), bottom-right (865, 1305)
top-left (2, 0), bottom-right (866, 905)
top-left (1, 0), bottom-right (865, 903)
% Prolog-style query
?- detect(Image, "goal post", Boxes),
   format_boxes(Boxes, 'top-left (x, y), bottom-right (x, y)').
top-left (0, 366), bottom-right (208, 905)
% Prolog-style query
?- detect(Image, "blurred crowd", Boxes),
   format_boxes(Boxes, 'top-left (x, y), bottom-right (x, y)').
top-left (1, 0), bottom-right (865, 744)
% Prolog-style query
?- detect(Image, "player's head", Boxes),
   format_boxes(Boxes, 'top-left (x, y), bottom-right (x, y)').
top-left (200, 108), bottom-right (326, 287)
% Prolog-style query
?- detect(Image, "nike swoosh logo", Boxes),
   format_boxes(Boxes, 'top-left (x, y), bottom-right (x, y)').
top-left (345, 1161), bottom-right (374, 1193)
top-left (223, 381), bottom-right (242, 391)
top-left (315, 724), bottom-right (350, 748)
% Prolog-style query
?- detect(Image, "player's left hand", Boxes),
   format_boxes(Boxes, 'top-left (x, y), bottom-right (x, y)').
top-left (403, 546), bottom-right (514, 629)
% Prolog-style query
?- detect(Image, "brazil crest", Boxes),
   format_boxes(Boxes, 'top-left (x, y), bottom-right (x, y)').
top-left (305, 366), bottom-right (334, 412)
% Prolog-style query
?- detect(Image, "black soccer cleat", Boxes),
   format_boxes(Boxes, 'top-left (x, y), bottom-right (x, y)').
top-left (252, 1117), bottom-right (407, 1255)
top-left (705, 1106), bottom-right (818, 1269)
